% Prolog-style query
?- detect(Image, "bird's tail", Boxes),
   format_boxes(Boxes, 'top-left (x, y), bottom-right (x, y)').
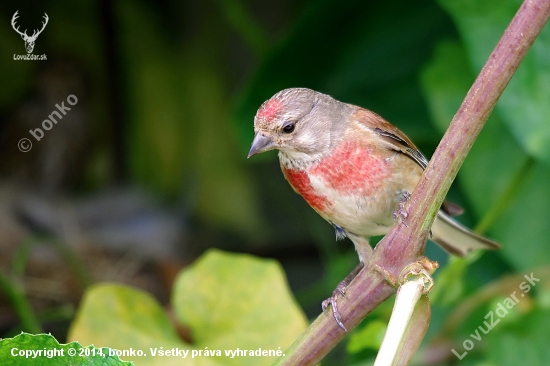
top-left (431, 211), bottom-right (500, 257)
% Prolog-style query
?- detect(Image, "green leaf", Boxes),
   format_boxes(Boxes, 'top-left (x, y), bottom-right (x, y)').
top-left (437, 0), bottom-right (550, 165)
top-left (173, 249), bottom-right (308, 366)
top-left (68, 284), bottom-right (186, 366)
top-left (0, 333), bottom-right (132, 365)
top-left (68, 250), bottom-right (306, 366)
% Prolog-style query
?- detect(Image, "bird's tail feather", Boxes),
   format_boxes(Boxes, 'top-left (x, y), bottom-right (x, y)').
top-left (431, 211), bottom-right (500, 257)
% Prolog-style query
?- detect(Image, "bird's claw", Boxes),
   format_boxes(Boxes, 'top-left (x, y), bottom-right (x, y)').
top-left (393, 190), bottom-right (411, 226)
top-left (322, 282), bottom-right (348, 331)
top-left (322, 263), bottom-right (364, 332)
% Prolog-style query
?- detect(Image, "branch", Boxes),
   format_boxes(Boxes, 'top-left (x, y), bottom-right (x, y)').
top-left (274, 0), bottom-right (550, 364)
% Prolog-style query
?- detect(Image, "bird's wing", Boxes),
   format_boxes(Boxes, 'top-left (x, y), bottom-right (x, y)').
top-left (352, 107), bottom-right (462, 216)
top-left (352, 107), bottom-right (429, 169)
top-left (351, 106), bottom-right (499, 254)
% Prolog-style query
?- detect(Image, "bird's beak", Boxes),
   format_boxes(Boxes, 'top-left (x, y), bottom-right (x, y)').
top-left (248, 133), bottom-right (274, 158)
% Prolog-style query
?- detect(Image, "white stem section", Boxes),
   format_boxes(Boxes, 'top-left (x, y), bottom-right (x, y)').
top-left (373, 279), bottom-right (424, 366)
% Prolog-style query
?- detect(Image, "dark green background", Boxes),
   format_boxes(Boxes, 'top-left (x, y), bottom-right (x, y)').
top-left (1, 0), bottom-right (549, 364)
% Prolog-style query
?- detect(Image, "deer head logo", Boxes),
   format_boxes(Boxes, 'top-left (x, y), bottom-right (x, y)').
top-left (11, 11), bottom-right (49, 54)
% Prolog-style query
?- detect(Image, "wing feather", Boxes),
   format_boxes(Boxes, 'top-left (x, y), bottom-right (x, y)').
top-left (352, 108), bottom-right (429, 169)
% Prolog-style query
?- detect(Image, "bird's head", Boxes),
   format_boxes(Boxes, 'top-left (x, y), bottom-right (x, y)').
top-left (248, 88), bottom-right (351, 161)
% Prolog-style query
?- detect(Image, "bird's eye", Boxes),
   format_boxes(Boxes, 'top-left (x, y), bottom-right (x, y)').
top-left (282, 122), bottom-right (295, 134)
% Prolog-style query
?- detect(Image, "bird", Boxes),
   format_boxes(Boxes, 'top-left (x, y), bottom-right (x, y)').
top-left (248, 88), bottom-right (500, 330)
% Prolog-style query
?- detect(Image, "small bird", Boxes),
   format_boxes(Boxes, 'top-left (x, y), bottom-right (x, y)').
top-left (248, 88), bottom-right (500, 330)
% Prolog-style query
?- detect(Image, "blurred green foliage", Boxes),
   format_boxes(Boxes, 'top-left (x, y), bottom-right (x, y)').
top-left (439, 0), bottom-right (550, 166)
top-left (233, 0), bottom-right (455, 149)
top-left (1, 0), bottom-right (549, 364)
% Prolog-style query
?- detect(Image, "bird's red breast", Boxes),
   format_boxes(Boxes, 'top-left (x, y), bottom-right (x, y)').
top-left (281, 168), bottom-right (330, 211)
top-left (281, 140), bottom-right (392, 213)
top-left (309, 140), bottom-right (391, 195)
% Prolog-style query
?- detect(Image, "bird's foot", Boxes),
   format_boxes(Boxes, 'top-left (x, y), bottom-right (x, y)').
top-left (322, 263), bottom-right (364, 332)
top-left (393, 190), bottom-right (411, 227)
top-left (322, 281), bottom-right (348, 331)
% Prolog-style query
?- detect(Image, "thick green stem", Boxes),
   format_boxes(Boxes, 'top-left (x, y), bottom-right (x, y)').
top-left (274, 0), bottom-right (550, 364)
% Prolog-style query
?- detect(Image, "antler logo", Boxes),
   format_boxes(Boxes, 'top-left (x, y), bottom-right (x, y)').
top-left (11, 11), bottom-right (49, 54)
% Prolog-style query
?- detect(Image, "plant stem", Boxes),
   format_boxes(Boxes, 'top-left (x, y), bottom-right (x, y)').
top-left (274, 0), bottom-right (550, 364)
top-left (374, 280), bottom-right (425, 365)
top-left (0, 270), bottom-right (43, 334)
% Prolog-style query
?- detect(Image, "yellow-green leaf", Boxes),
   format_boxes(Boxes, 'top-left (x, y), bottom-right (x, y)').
top-left (68, 284), bottom-right (186, 366)
top-left (172, 249), bottom-right (308, 366)
top-left (68, 250), bottom-right (307, 365)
